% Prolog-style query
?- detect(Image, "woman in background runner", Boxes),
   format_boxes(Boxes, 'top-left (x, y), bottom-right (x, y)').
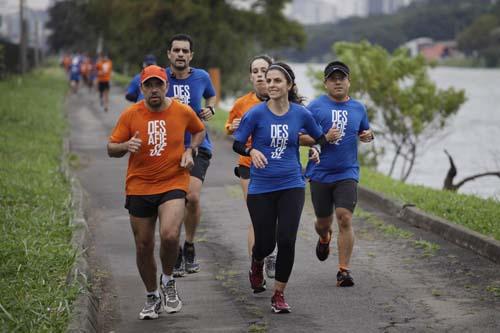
top-left (233, 62), bottom-right (326, 313)
top-left (225, 55), bottom-right (277, 278)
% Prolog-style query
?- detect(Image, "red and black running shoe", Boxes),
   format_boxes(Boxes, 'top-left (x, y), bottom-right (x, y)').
top-left (249, 258), bottom-right (266, 293)
top-left (336, 268), bottom-right (354, 287)
top-left (271, 291), bottom-right (291, 313)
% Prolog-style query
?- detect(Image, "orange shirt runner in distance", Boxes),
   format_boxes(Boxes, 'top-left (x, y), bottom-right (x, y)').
top-left (96, 58), bottom-right (113, 82)
top-left (109, 99), bottom-right (205, 195)
top-left (225, 91), bottom-right (261, 168)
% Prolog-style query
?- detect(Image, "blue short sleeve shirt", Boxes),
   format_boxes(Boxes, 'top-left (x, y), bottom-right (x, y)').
top-left (305, 95), bottom-right (370, 183)
top-left (235, 102), bottom-right (323, 194)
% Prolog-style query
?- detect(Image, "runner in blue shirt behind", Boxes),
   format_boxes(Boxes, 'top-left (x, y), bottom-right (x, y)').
top-left (233, 62), bottom-right (327, 314)
top-left (301, 61), bottom-right (374, 288)
top-left (165, 34), bottom-right (217, 278)
top-left (69, 54), bottom-right (82, 94)
top-left (125, 54), bottom-right (157, 102)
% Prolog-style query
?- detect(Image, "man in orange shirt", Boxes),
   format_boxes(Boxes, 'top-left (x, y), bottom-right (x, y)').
top-left (108, 65), bottom-right (205, 320)
top-left (96, 52), bottom-right (113, 112)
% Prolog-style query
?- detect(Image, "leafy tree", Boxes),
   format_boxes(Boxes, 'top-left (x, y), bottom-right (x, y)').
top-left (310, 41), bottom-right (466, 182)
top-left (46, 0), bottom-right (97, 53)
top-left (457, 2), bottom-right (500, 67)
top-left (47, 0), bottom-right (305, 96)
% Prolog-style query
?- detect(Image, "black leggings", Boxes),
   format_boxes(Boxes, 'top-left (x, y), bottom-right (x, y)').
top-left (247, 187), bottom-right (305, 283)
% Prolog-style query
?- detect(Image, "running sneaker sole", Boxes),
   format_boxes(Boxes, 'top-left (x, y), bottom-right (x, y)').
top-left (249, 272), bottom-right (266, 293)
top-left (164, 301), bottom-right (182, 314)
top-left (139, 304), bottom-right (162, 320)
top-left (185, 266), bottom-right (200, 274)
top-left (336, 279), bottom-right (355, 287)
top-left (271, 306), bottom-right (291, 314)
top-left (139, 312), bottom-right (160, 320)
top-left (173, 270), bottom-right (186, 278)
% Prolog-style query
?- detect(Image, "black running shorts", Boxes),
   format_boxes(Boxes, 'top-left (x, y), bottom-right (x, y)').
top-left (190, 147), bottom-right (211, 182)
top-left (125, 189), bottom-right (186, 218)
top-left (310, 179), bottom-right (358, 217)
top-left (234, 165), bottom-right (250, 180)
top-left (98, 81), bottom-right (110, 93)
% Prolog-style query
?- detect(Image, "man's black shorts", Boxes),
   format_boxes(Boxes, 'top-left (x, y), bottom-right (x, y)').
top-left (234, 165), bottom-right (250, 180)
top-left (190, 147), bottom-right (212, 182)
top-left (310, 179), bottom-right (358, 217)
top-left (98, 81), bottom-right (110, 93)
top-left (125, 189), bottom-right (186, 218)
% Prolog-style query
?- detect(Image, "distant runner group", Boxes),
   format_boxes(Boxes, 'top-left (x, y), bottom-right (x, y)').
top-left (61, 51), bottom-right (113, 112)
top-left (89, 32), bottom-right (374, 320)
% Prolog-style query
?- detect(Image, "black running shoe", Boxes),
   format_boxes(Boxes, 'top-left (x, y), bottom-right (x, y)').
top-left (183, 243), bottom-right (200, 273)
top-left (336, 269), bottom-right (354, 287)
top-left (173, 246), bottom-right (185, 277)
top-left (316, 230), bottom-right (332, 261)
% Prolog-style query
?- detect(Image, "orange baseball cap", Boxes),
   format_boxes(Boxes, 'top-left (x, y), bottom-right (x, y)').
top-left (141, 65), bottom-right (167, 84)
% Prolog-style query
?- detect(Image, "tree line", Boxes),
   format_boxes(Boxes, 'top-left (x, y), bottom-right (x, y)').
top-left (284, 0), bottom-right (498, 66)
top-left (46, 0), bottom-right (305, 96)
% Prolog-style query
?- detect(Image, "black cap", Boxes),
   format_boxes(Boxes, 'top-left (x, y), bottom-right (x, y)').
top-left (324, 61), bottom-right (349, 80)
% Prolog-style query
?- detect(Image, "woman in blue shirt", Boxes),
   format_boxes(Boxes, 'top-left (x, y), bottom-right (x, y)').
top-left (233, 62), bottom-right (326, 313)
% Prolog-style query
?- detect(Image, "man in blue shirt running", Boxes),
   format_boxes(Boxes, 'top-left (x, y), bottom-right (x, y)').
top-left (165, 34), bottom-right (217, 277)
top-left (302, 61), bottom-right (374, 287)
top-left (125, 54), bottom-right (157, 102)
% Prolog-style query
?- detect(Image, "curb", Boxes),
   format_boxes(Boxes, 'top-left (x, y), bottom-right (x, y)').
top-left (358, 185), bottom-right (500, 264)
top-left (62, 138), bottom-right (98, 333)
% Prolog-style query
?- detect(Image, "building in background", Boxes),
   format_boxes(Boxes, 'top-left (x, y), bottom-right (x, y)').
top-left (285, 0), bottom-right (338, 24)
top-left (286, 0), bottom-right (415, 24)
top-left (403, 37), bottom-right (462, 61)
top-left (0, 5), bottom-right (49, 52)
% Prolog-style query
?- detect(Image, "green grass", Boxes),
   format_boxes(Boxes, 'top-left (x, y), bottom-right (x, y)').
top-left (210, 107), bottom-right (230, 134)
top-left (0, 67), bottom-right (80, 332)
top-left (414, 239), bottom-right (441, 257)
top-left (486, 285), bottom-right (500, 297)
top-left (112, 71), bottom-right (133, 87)
top-left (360, 168), bottom-right (500, 241)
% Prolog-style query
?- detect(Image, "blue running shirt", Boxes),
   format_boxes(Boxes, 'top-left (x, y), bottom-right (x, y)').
top-left (234, 102), bottom-right (323, 194)
top-left (166, 67), bottom-right (216, 151)
top-left (305, 95), bottom-right (370, 183)
top-left (126, 73), bottom-right (141, 102)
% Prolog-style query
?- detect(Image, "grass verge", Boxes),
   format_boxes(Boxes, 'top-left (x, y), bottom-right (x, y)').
top-left (0, 67), bottom-right (80, 332)
top-left (112, 71), bottom-right (133, 87)
top-left (359, 168), bottom-right (500, 241)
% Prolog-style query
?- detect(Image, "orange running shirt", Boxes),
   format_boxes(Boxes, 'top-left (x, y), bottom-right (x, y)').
top-left (109, 99), bottom-right (205, 195)
top-left (225, 91), bottom-right (262, 168)
top-left (80, 58), bottom-right (91, 77)
top-left (96, 59), bottom-right (112, 82)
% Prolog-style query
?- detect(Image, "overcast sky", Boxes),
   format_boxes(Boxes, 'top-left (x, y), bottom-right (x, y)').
top-left (0, 0), bottom-right (50, 14)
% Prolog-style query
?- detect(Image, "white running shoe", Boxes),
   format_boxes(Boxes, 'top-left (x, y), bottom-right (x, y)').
top-left (160, 279), bottom-right (182, 313)
top-left (139, 294), bottom-right (162, 320)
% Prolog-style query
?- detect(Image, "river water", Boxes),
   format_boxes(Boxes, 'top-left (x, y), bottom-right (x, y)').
top-left (290, 63), bottom-right (500, 200)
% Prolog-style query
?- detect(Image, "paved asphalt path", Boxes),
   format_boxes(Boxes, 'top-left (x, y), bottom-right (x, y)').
top-left (68, 87), bottom-right (499, 333)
